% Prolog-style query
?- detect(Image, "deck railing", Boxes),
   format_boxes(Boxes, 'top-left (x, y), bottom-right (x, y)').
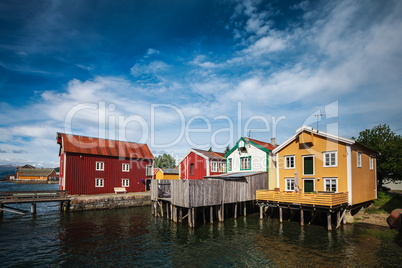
top-left (256, 190), bottom-right (348, 208)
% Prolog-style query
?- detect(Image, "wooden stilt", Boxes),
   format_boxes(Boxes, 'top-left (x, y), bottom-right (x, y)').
top-left (234, 203), bottom-right (238, 219)
top-left (0, 203), bottom-right (3, 217)
top-left (188, 208), bottom-right (192, 227)
top-left (342, 209), bottom-right (347, 225)
top-left (151, 201), bottom-right (154, 215)
top-left (221, 204), bottom-right (224, 221)
top-left (327, 212), bottom-right (332, 231)
top-left (203, 207), bottom-right (206, 224)
top-left (279, 207), bottom-right (283, 223)
top-left (192, 208), bottom-right (196, 227)
top-left (166, 203), bottom-right (169, 219)
top-left (210, 206), bottom-right (213, 224)
top-left (171, 204), bottom-right (173, 220)
top-left (260, 205), bottom-right (263, 220)
top-left (218, 206), bottom-right (222, 222)
top-left (173, 206), bottom-right (177, 222)
top-left (243, 202), bottom-right (247, 217)
top-left (300, 209), bottom-right (304, 226)
top-left (179, 207), bottom-right (182, 223)
top-left (336, 211), bottom-right (340, 228)
top-left (31, 202), bottom-right (36, 215)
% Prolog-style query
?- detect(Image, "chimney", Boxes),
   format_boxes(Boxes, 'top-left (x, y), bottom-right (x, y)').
top-left (271, 137), bottom-right (276, 145)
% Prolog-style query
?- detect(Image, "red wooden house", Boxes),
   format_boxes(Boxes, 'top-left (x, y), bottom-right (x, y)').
top-left (179, 149), bottom-right (226, 180)
top-left (57, 133), bottom-right (154, 195)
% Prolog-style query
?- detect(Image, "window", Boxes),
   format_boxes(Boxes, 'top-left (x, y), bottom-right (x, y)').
top-left (95, 178), bottom-right (104, 187)
top-left (303, 155), bottom-right (314, 175)
top-left (96, 162), bottom-right (104, 171)
top-left (285, 178), bottom-right (295, 191)
top-left (324, 178), bottom-right (337, 192)
top-left (211, 161), bottom-right (218, 172)
top-left (146, 165), bottom-right (153, 176)
top-left (218, 162), bottom-right (225, 172)
top-left (122, 163), bottom-right (130, 172)
top-left (190, 164), bottom-right (194, 176)
top-left (357, 152), bottom-right (362, 168)
top-left (370, 156), bottom-right (374, 170)
top-left (122, 179), bottom-right (129, 187)
top-left (240, 156), bottom-right (251, 170)
top-left (227, 158), bottom-right (232, 171)
top-left (323, 151), bottom-right (337, 167)
top-left (285, 155), bottom-right (295, 169)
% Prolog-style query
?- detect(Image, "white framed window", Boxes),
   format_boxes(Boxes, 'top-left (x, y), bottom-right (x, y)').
top-left (323, 151), bottom-right (337, 167)
top-left (357, 152), bottom-right (362, 168)
top-left (227, 158), bottom-right (232, 171)
top-left (146, 165), bottom-right (153, 176)
top-left (122, 163), bottom-right (130, 172)
top-left (218, 162), bottom-right (225, 172)
top-left (240, 156), bottom-right (251, 170)
top-left (95, 178), bottom-right (104, 187)
top-left (285, 155), bottom-right (295, 169)
top-left (370, 156), bottom-right (374, 170)
top-left (285, 178), bottom-right (295, 191)
top-left (324, 178), bottom-right (338, 192)
top-left (122, 179), bottom-right (129, 187)
top-left (302, 155), bottom-right (314, 176)
top-left (96, 162), bottom-right (104, 171)
top-left (211, 161), bottom-right (218, 172)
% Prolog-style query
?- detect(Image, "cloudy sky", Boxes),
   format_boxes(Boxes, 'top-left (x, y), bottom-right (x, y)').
top-left (0, 0), bottom-right (401, 167)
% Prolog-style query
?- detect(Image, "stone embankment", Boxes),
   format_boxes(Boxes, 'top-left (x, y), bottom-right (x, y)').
top-left (64, 192), bottom-right (151, 211)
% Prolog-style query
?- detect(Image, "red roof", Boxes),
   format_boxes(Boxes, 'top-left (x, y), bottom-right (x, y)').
top-left (246, 138), bottom-right (277, 151)
top-left (57, 133), bottom-right (154, 160)
top-left (193, 149), bottom-right (226, 160)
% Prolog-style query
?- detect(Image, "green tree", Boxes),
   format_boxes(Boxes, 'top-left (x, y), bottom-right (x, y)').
top-left (354, 124), bottom-right (402, 188)
top-left (224, 145), bottom-right (231, 155)
top-left (154, 153), bottom-right (176, 169)
top-left (208, 147), bottom-right (212, 152)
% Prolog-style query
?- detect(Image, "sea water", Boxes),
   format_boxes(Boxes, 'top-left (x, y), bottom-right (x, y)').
top-left (0, 181), bottom-right (401, 267)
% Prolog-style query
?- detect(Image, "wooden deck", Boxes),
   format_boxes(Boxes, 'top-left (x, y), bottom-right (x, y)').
top-left (256, 190), bottom-right (348, 208)
top-left (0, 191), bottom-right (69, 204)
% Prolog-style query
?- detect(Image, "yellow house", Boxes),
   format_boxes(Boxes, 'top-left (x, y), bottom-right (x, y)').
top-left (256, 126), bottom-right (378, 230)
top-left (155, 168), bottom-right (179, 180)
top-left (16, 168), bottom-right (57, 182)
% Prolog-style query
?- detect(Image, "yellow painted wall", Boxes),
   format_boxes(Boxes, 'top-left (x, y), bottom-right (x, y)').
top-left (351, 147), bottom-right (377, 204)
top-left (155, 170), bottom-right (179, 180)
top-left (19, 176), bottom-right (47, 180)
top-left (277, 132), bottom-right (348, 193)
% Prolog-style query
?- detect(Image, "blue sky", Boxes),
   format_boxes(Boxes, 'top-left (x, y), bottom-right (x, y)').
top-left (0, 0), bottom-right (401, 167)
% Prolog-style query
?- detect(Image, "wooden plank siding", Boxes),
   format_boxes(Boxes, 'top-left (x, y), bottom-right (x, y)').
top-left (151, 173), bottom-right (268, 208)
top-left (256, 190), bottom-right (348, 208)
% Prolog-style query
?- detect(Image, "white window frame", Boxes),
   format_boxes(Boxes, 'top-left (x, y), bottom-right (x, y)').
top-left (284, 155), bottom-right (295, 169)
top-left (357, 151), bottom-right (362, 168)
top-left (96, 161), bottom-right (104, 171)
top-left (218, 162), bottom-right (225, 172)
top-left (146, 165), bottom-right (153, 176)
top-left (285, 178), bottom-right (295, 191)
top-left (122, 179), bottom-right (129, 187)
top-left (323, 151), bottom-right (337, 167)
top-left (95, 178), bottom-right (104, 187)
top-left (122, 163), bottom-right (130, 172)
top-left (227, 158), bottom-right (232, 171)
top-left (302, 155), bottom-right (315, 176)
top-left (370, 156), bottom-right (374, 170)
top-left (240, 156), bottom-right (251, 170)
top-left (211, 161), bottom-right (218, 172)
top-left (324, 177), bottom-right (338, 193)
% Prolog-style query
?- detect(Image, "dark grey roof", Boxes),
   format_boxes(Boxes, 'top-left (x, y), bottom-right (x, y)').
top-left (160, 168), bottom-right (179, 175)
top-left (18, 168), bottom-right (55, 177)
top-left (204, 171), bottom-right (267, 180)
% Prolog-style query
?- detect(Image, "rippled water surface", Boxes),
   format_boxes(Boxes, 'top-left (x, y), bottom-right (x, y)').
top-left (0, 181), bottom-right (401, 267)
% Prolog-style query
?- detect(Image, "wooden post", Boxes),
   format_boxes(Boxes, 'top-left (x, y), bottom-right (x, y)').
top-left (170, 204), bottom-right (173, 220)
top-left (179, 207), bottom-right (182, 223)
top-left (203, 207), bottom-right (206, 224)
top-left (279, 207), bottom-right (283, 223)
top-left (31, 202), bottom-right (36, 215)
top-left (166, 203), bottom-right (169, 219)
top-left (260, 205), bottom-right (263, 220)
top-left (210, 206), bottom-right (213, 224)
top-left (343, 210), bottom-right (347, 225)
top-left (243, 202), bottom-right (247, 217)
top-left (300, 209), bottom-right (304, 226)
top-left (221, 204), bottom-right (224, 221)
top-left (218, 206), bottom-right (222, 222)
top-left (0, 203), bottom-right (3, 217)
top-left (336, 211), bottom-right (340, 228)
top-left (151, 201), bottom-right (154, 215)
top-left (188, 208), bottom-right (192, 227)
top-left (192, 208), bottom-right (196, 227)
top-left (234, 203), bottom-right (238, 219)
top-left (327, 212), bottom-right (332, 231)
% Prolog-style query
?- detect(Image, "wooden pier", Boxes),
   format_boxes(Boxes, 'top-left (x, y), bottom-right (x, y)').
top-left (0, 191), bottom-right (69, 216)
top-left (151, 172), bottom-right (268, 228)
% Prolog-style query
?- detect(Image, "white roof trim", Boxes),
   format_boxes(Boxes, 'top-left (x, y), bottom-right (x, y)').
top-left (273, 125), bottom-right (355, 154)
top-left (178, 148), bottom-right (209, 164)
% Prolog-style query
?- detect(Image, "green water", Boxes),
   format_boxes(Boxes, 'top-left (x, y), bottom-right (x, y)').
top-left (0, 181), bottom-right (401, 267)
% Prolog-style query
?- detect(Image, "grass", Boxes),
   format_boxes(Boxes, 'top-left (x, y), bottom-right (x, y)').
top-left (365, 192), bottom-right (402, 214)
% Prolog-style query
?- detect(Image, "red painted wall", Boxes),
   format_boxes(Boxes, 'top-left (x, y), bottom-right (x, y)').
top-left (180, 152), bottom-right (207, 180)
top-left (63, 153), bottom-right (152, 195)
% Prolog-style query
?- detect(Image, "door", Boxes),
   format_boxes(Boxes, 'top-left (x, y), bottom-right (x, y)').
top-left (304, 179), bottom-right (314, 193)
